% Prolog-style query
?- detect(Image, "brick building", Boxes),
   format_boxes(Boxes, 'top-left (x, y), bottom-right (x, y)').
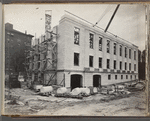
top-left (28, 14), bottom-right (138, 90)
top-left (5, 23), bottom-right (34, 76)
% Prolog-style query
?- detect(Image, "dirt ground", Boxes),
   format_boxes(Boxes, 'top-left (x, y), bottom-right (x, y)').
top-left (3, 87), bottom-right (147, 116)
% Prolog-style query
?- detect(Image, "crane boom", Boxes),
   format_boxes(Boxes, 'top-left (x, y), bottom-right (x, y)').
top-left (104, 4), bottom-right (120, 32)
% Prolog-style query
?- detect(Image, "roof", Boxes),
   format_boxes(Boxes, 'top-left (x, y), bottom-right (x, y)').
top-left (5, 28), bottom-right (34, 37)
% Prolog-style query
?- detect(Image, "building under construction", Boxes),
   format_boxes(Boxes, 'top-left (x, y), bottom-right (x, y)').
top-left (26, 14), bottom-right (139, 90)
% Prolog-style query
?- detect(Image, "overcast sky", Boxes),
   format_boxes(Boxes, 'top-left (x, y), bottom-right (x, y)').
top-left (4, 4), bottom-right (146, 51)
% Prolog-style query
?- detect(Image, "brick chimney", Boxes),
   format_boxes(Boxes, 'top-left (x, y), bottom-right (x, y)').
top-left (5, 23), bottom-right (13, 30)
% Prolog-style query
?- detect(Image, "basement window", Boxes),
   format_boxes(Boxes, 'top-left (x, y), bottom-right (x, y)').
top-left (114, 60), bottom-right (116, 69)
top-left (107, 59), bottom-right (110, 69)
top-left (107, 40), bottom-right (110, 53)
top-left (89, 33), bottom-right (94, 49)
top-left (125, 47), bottom-right (127, 58)
top-left (89, 56), bottom-right (93, 67)
top-left (74, 27), bottom-right (80, 45)
top-left (108, 75), bottom-right (111, 80)
top-left (99, 37), bottom-right (102, 51)
top-left (121, 75), bottom-right (123, 79)
top-left (114, 43), bottom-right (116, 55)
top-left (74, 53), bottom-right (79, 66)
top-left (99, 57), bottom-right (102, 68)
top-left (120, 45), bottom-right (122, 56)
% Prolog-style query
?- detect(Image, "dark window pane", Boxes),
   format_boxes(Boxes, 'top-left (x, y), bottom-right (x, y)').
top-left (114, 43), bottom-right (116, 55)
top-left (99, 57), bottom-right (102, 68)
top-left (74, 53), bottom-right (79, 66)
top-left (107, 59), bottom-right (110, 69)
top-left (89, 56), bottom-right (93, 67)
top-left (108, 75), bottom-right (111, 80)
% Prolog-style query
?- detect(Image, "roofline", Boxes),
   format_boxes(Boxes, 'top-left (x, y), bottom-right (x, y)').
top-left (5, 28), bottom-right (34, 37)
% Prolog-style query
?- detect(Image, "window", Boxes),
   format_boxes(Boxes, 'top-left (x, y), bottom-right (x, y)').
top-left (130, 75), bottom-right (132, 79)
top-left (108, 75), bottom-right (111, 80)
top-left (120, 45), bottom-right (122, 56)
top-left (125, 62), bottom-right (127, 70)
top-left (120, 61), bottom-right (122, 70)
top-left (135, 75), bottom-right (136, 79)
top-left (114, 43), bottom-right (116, 55)
top-left (74, 53), bottom-right (79, 66)
top-left (74, 27), bottom-right (80, 45)
top-left (129, 49), bottom-right (131, 59)
top-left (115, 75), bottom-right (117, 79)
top-left (107, 40), bottom-right (110, 53)
top-left (114, 60), bottom-right (116, 69)
top-left (99, 37), bottom-right (102, 51)
top-left (126, 75), bottom-right (128, 79)
top-left (99, 57), bottom-right (102, 68)
top-left (121, 75), bottom-right (123, 79)
top-left (89, 56), bottom-right (93, 67)
top-left (89, 33), bottom-right (94, 49)
top-left (134, 51), bottom-right (136, 60)
top-left (38, 62), bottom-right (40, 69)
top-left (134, 64), bottom-right (136, 71)
top-left (129, 63), bottom-right (131, 71)
top-left (107, 59), bottom-right (110, 69)
top-left (125, 47), bottom-right (127, 58)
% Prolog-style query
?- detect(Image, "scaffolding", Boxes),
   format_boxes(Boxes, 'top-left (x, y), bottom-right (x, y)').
top-left (25, 32), bottom-right (58, 87)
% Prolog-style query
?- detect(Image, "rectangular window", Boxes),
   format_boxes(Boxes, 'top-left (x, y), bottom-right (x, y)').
top-left (121, 75), bottom-right (123, 79)
top-left (107, 40), bottom-right (110, 53)
top-left (114, 43), bottom-right (116, 55)
top-left (99, 37), bottom-right (102, 51)
top-left (126, 75), bottom-right (128, 79)
top-left (129, 49), bottom-right (131, 59)
top-left (134, 64), bottom-right (136, 71)
top-left (120, 61), bottom-right (122, 70)
top-left (125, 47), bottom-right (127, 58)
top-left (129, 63), bottom-right (131, 71)
top-left (74, 53), bottom-right (79, 66)
top-left (114, 60), bottom-right (116, 69)
top-left (74, 27), bottom-right (80, 45)
top-left (89, 56), bottom-right (93, 67)
top-left (108, 75), bottom-right (111, 80)
top-left (107, 59), bottom-right (110, 69)
top-left (115, 75), bottom-right (117, 79)
top-left (99, 57), bottom-right (102, 68)
top-left (120, 45), bottom-right (122, 56)
top-left (125, 62), bottom-right (127, 70)
top-left (135, 75), bottom-right (136, 79)
top-left (38, 62), bottom-right (40, 69)
top-left (134, 51), bottom-right (136, 60)
top-left (130, 75), bottom-right (132, 79)
top-left (89, 33), bottom-right (94, 49)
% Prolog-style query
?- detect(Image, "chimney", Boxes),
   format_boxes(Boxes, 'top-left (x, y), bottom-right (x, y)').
top-left (5, 23), bottom-right (13, 30)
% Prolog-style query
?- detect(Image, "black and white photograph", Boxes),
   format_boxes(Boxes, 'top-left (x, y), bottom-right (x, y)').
top-left (2, 3), bottom-right (148, 116)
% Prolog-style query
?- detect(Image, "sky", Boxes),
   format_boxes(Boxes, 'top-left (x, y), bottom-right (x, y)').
top-left (4, 4), bottom-right (146, 51)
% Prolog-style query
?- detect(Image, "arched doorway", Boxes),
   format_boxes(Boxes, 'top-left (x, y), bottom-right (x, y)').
top-left (93, 75), bottom-right (101, 87)
top-left (71, 74), bottom-right (82, 90)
